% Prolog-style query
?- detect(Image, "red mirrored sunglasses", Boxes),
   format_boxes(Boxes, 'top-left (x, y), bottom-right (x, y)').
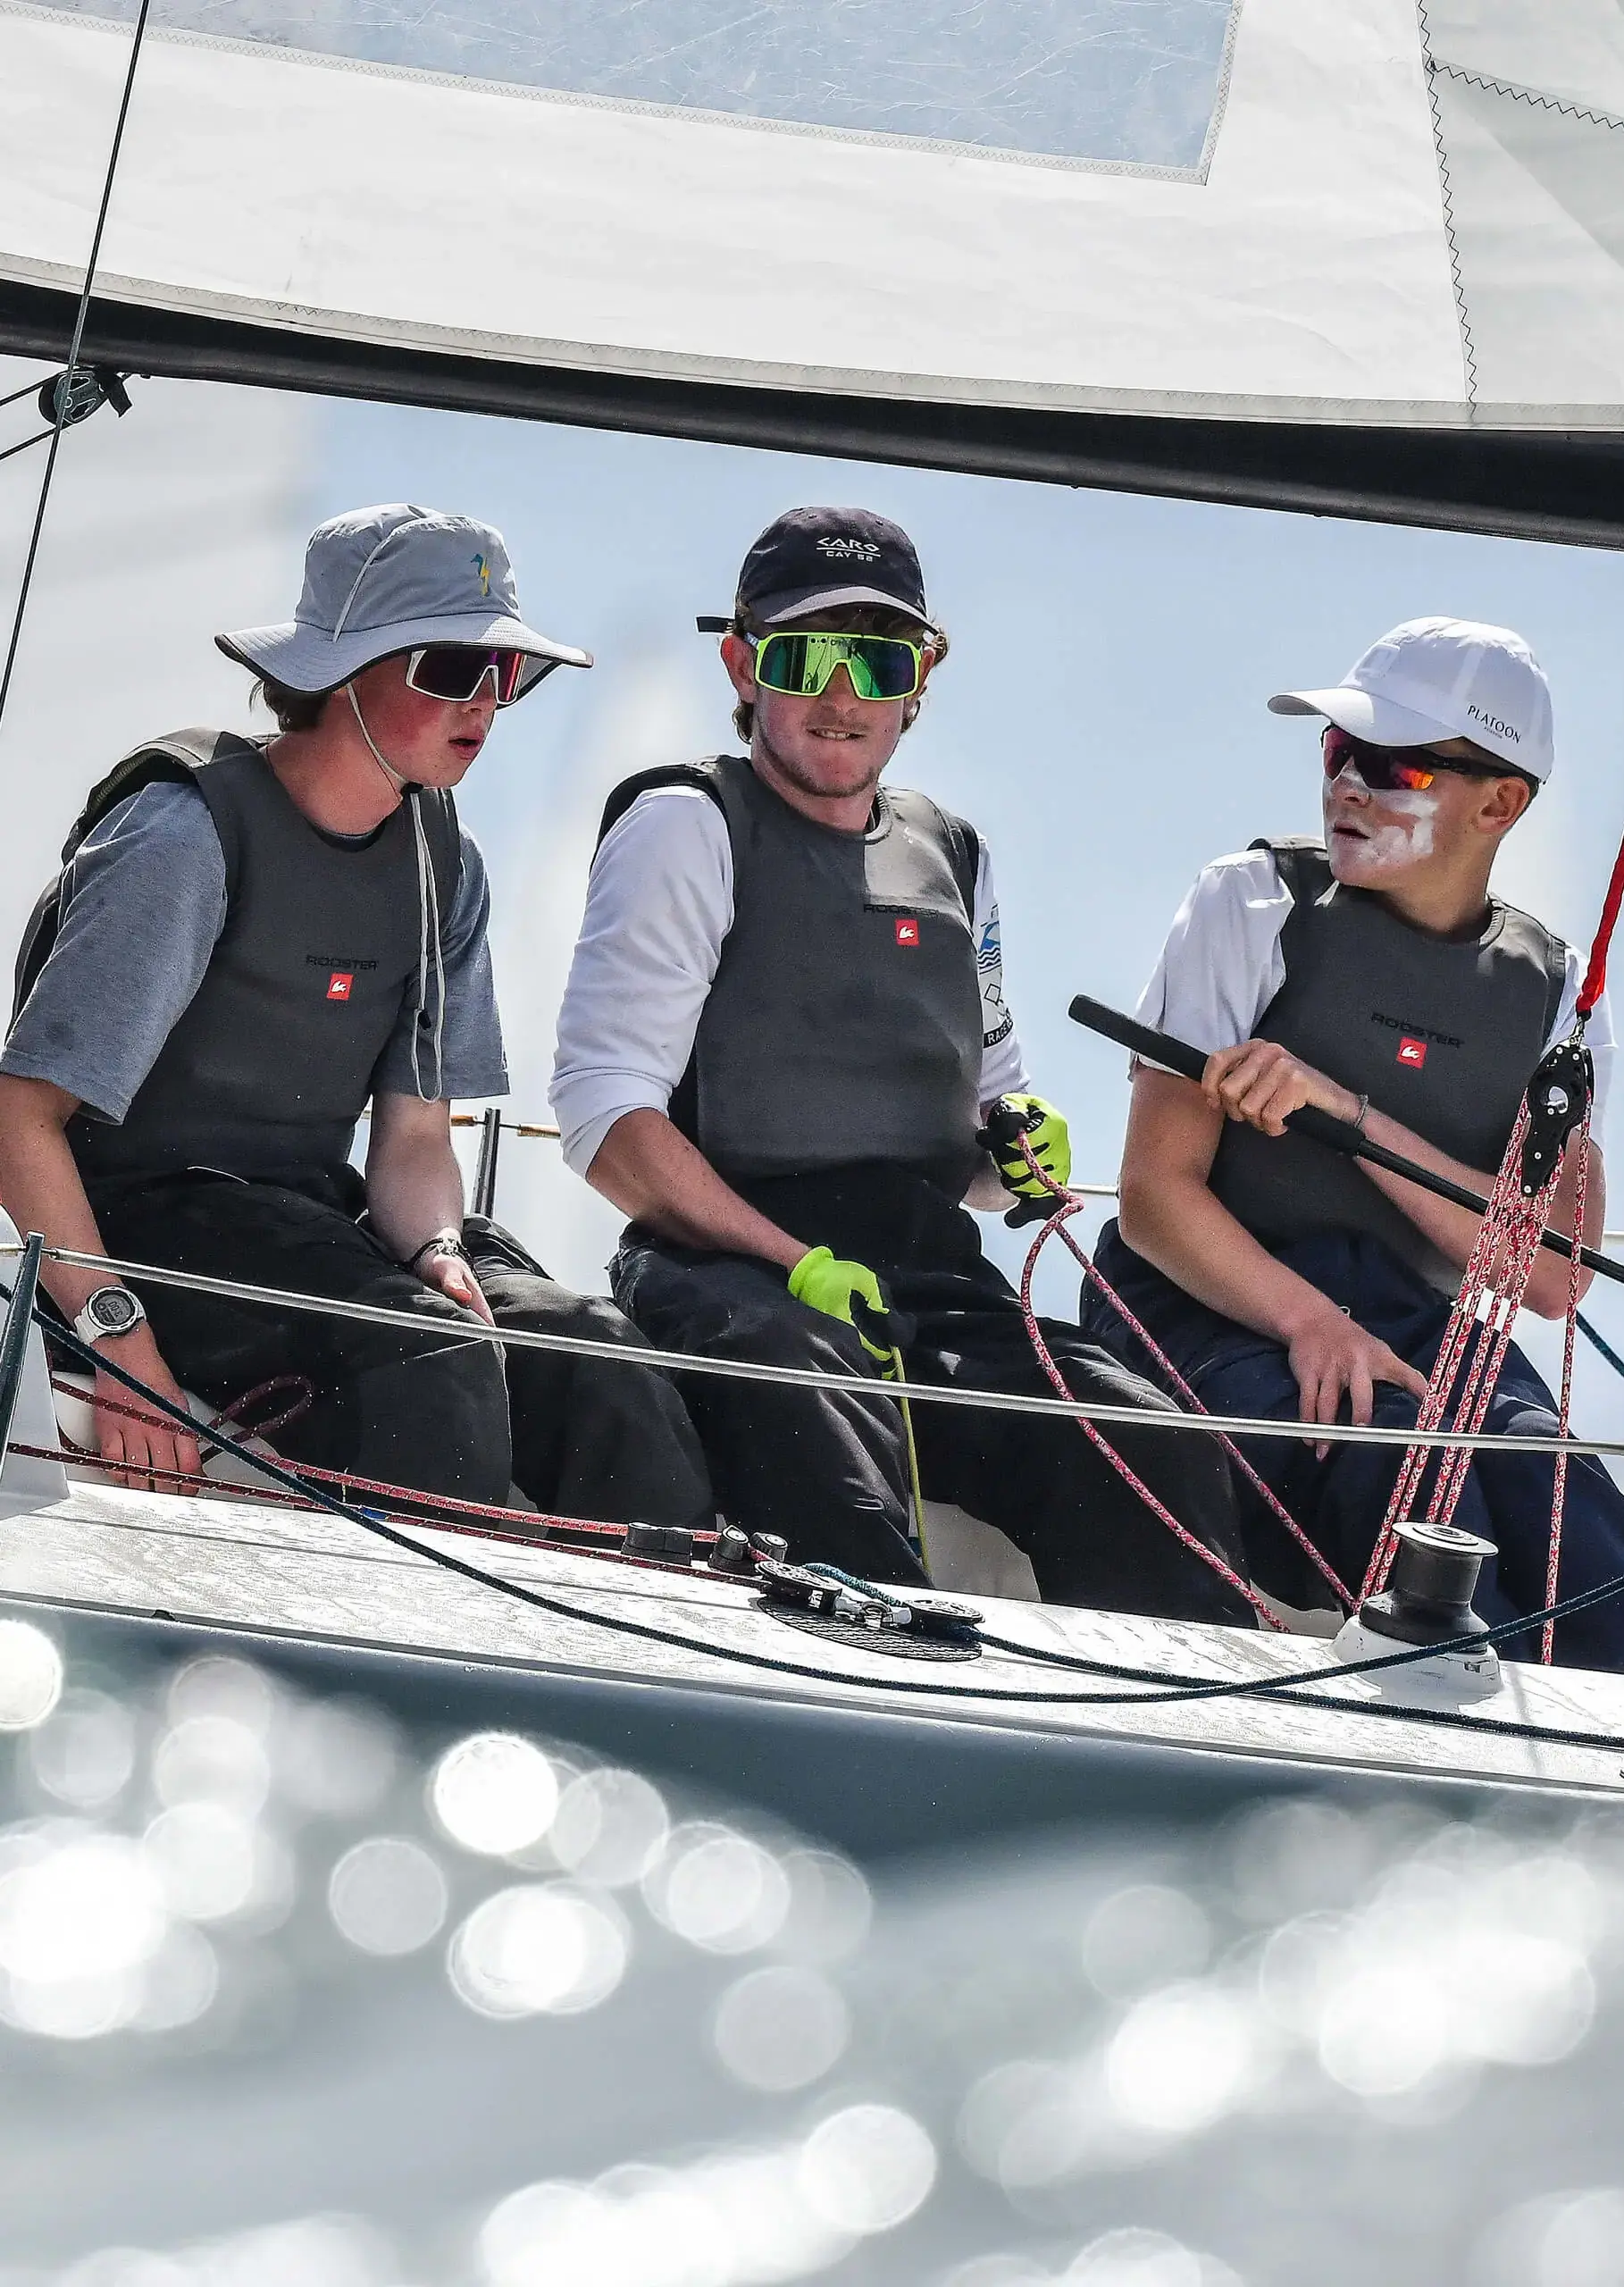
top-left (1321, 724), bottom-right (1504, 793)
top-left (404, 645), bottom-right (540, 707)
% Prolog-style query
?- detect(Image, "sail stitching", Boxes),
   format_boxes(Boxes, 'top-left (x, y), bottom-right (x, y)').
top-left (1192, 1), bottom-right (1246, 184)
top-left (1414, 3), bottom-right (1479, 409)
top-left (1429, 60), bottom-right (1624, 136)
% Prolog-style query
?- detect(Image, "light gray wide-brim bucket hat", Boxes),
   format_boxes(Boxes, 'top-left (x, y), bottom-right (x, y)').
top-left (216, 503), bottom-right (592, 691)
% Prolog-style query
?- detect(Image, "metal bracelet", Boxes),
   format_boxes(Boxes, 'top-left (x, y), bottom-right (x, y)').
top-left (1352, 1093), bottom-right (1370, 1135)
top-left (405, 1233), bottom-right (469, 1271)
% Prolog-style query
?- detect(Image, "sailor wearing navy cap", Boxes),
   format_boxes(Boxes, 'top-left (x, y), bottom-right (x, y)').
top-left (551, 506), bottom-right (1252, 1619)
top-left (1084, 617), bottom-right (1624, 1666)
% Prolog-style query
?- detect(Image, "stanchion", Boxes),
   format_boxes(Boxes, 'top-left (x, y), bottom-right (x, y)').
top-left (472, 1103), bottom-right (502, 1218)
top-left (0, 1232), bottom-right (45, 1471)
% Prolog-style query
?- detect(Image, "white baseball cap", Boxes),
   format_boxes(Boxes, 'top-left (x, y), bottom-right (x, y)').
top-left (1268, 616), bottom-right (1553, 783)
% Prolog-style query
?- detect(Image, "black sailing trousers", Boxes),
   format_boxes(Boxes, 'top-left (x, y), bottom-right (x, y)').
top-left (83, 1169), bottom-right (713, 1531)
top-left (612, 1164), bottom-right (1255, 1628)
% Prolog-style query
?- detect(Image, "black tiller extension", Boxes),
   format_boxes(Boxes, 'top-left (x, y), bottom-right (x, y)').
top-left (1068, 994), bottom-right (1624, 1291)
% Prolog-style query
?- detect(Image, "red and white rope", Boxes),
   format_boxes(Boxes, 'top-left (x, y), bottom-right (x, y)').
top-left (1360, 1090), bottom-right (1594, 1666)
top-left (1545, 1130), bottom-right (1592, 1661)
top-left (1009, 1184), bottom-right (1285, 1630)
top-left (1011, 1137), bottom-right (1353, 1613)
top-left (46, 1372), bottom-right (719, 1578)
top-left (1051, 1218), bottom-right (1352, 1607)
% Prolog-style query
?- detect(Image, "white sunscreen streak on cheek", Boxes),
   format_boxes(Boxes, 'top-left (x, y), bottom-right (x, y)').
top-left (1364, 785), bottom-right (1438, 866)
top-left (1328, 764), bottom-right (1439, 869)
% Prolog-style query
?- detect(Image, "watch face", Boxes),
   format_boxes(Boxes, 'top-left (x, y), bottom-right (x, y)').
top-left (89, 1290), bottom-right (140, 1336)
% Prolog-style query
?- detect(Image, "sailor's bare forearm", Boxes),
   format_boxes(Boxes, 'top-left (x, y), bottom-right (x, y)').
top-left (1118, 1070), bottom-right (1339, 1345)
top-left (587, 1110), bottom-right (806, 1270)
top-left (0, 1072), bottom-right (126, 1319)
top-left (1355, 1104), bottom-right (1604, 1314)
top-left (364, 1092), bottom-right (469, 1261)
top-left (1119, 1167), bottom-right (1339, 1349)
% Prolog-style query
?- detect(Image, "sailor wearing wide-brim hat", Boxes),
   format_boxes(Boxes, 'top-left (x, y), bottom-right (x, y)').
top-left (0, 501), bottom-right (711, 1543)
top-left (216, 502), bottom-right (591, 697)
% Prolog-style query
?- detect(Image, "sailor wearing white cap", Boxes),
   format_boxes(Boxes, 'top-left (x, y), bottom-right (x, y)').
top-left (0, 505), bottom-right (711, 1537)
top-left (1268, 614), bottom-right (1555, 782)
top-left (1083, 617), bottom-right (1624, 1668)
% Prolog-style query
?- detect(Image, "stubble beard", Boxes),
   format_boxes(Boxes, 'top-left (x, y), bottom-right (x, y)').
top-left (756, 717), bottom-right (885, 806)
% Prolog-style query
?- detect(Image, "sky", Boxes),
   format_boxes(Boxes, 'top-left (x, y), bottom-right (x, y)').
top-left (3, 365), bottom-right (1623, 1414)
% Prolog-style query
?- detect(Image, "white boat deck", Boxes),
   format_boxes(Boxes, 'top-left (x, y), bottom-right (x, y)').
top-left (4, 1472), bottom-right (1624, 1800)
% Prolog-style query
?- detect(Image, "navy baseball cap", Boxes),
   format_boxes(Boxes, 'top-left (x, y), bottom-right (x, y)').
top-left (726, 506), bottom-right (933, 628)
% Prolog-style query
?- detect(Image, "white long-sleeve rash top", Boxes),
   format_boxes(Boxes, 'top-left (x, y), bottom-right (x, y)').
top-left (550, 783), bottom-right (1030, 1177)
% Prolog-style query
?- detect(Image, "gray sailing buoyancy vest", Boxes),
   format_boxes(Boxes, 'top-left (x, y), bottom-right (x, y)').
top-left (598, 756), bottom-right (986, 1192)
top-left (49, 730), bottom-right (460, 1182)
top-left (1206, 839), bottom-right (1569, 1290)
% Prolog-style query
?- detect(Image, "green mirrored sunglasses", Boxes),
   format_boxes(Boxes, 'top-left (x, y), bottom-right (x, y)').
top-left (750, 631), bottom-right (925, 702)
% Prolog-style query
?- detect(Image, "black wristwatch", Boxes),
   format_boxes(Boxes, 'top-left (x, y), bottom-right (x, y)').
top-left (72, 1285), bottom-right (147, 1346)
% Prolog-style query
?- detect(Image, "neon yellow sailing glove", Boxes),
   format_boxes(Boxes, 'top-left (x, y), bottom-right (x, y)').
top-left (787, 1245), bottom-right (900, 1366)
top-left (982, 1093), bottom-right (1072, 1199)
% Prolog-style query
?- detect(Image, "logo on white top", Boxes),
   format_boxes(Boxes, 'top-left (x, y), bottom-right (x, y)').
top-left (980, 908), bottom-right (1013, 1048)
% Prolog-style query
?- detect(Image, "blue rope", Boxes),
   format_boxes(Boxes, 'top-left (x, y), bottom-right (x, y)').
top-left (1578, 1311), bottom-right (1624, 1382)
top-left (803, 1561), bottom-right (892, 1603)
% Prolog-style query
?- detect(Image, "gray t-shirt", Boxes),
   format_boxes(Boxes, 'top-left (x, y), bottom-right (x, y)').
top-left (3, 779), bottom-right (508, 1121)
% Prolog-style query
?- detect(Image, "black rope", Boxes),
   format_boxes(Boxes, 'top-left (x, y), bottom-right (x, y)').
top-left (975, 1612), bottom-right (1624, 1731)
top-left (14, 1278), bottom-right (1624, 1756)
top-left (0, 0), bottom-right (154, 732)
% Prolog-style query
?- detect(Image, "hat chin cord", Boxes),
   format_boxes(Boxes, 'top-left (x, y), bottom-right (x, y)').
top-left (346, 681), bottom-right (410, 797)
top-left (344, 683), bottom-right (446, 1103)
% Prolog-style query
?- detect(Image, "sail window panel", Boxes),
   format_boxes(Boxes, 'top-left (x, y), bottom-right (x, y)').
top-left (0, 0), bottom-right (1471, 420)
top-left (32, 0), bottom-right (1241, 172)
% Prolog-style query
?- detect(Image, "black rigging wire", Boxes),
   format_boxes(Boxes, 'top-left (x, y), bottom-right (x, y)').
top-left (0, 0), bottom-right (155, 731)
top-left (0, 376), bottom-right (49, 418)
top-left (13, 1278), bottom-right (1624, 1760)
top-left (0, 433), bottom-right (53, 473)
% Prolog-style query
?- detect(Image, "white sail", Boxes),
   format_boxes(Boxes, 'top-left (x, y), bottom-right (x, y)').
top-left (1, 0), bottom-right (1621, 537)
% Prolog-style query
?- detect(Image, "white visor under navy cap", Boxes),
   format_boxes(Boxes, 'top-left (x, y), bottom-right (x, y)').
top-left (732, 505), bottom-right (933, 629)
top-left (1268, 616), bottom-right (1553, 783)
top-left (215, 503), bottom-right (593, 693)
